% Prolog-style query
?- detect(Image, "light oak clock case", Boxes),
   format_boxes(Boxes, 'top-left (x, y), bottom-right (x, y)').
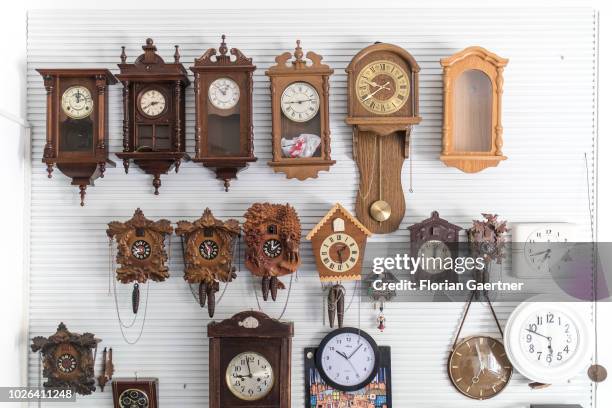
top-left (440, 46), bottom-right (508, 173)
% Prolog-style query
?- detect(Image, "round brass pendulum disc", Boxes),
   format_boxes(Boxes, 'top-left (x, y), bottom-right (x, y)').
top-left (588, 364), bottom-right (608, 383)
top-left (370, 200), bottom-right (391, 222)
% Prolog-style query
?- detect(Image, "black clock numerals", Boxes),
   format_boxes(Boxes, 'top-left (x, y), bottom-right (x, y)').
top-left (263, 239), bottom-right (282, 258)
top-left (199, 239), bottom-right (219, 260)
top-left (131, 239), bottom-right (151, 260)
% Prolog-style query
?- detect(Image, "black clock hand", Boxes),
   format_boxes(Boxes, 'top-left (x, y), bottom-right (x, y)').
top-left (525, 329), bottom-right (553, 351)
top-left (335, 350), bottom-right (349, 360)
top-left (347, 342), bottom-right (361, 359)
top-left (246, 358), bottom-right (253, 378)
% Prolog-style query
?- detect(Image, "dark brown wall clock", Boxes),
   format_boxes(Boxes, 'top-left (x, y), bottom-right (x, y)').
top-left (37, 68), bottom-right (117, 206)
top-left (208, 310), bottom-right (293, 408)
top-left (116, 38), bottom-right (190, 195)
top-left (176, 208), bottom-right (241, 317)
top-left (112, 377), bottom-right (159, 408)
top-left (346, 43), bottom-right (421, 234)
top-left (190, 35), bottom-right (257, 191)
top-left (265, 40), bottom-right (335, 180)
top-left (31, 322), bottom-right (101, 395)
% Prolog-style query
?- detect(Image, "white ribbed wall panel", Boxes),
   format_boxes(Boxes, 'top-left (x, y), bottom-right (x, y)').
top-left (26, 8), bottom-right (597, 408)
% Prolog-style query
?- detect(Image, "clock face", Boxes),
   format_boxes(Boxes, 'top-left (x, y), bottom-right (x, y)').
top-left (139, 89), bottom-right (166, 118)
top-left (356, 60), bottom-right (410, 114)
top-left (225, 351), bottom-right (274, 401)
top-left (320, 232), bottom-right (360, 272)
top-left (131, 240), bottom-right (151, 260)
top-left (263, 239), bottom-right (282, 258)
top-left (56, 353), bottom-right (78, 373)
top-left (119, 388), bottom-right (149, 408)
top-left (448, 336), bottom-right (512, 400)
top-left (281, 82), bottom-right (320, 122)
top-left (417, 240), bottom-right (451, 274)
top-left (209, 77), bottom-right (240, 110)
top-left (61, 86), bottom-right (93, 119)
top-left (315, 328), bottom-right (379, 391)
top-left (523, 226), bottom-right (573, 273)
top-left (199, 239), bottom-right (219, 260)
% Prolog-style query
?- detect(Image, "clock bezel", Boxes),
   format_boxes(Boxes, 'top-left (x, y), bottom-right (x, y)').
top-left (137, 87), bottom-right (169, 119)
top-left (280, 80), bottom-right (321, 123)
top-left (355, 60), bottom-right (410, 115)
top-left (61, 85), bottom-right (94, 119)
top-left (319, 232), bottom-right (360, 272)
top-left (224, 350), bottom-right (275, 401)
top-left (208, 77), bottom-right (241, 110)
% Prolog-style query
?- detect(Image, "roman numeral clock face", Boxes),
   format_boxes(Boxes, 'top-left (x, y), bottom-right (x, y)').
top-left (281, 82), bottom-right (320, 122)
top-left (320, 233), bottom-right (360, 272)
top-left (356, 60), bottom-right (410, 114)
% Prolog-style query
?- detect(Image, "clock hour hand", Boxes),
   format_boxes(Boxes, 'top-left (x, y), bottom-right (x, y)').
top-left (362, 81), bottom-right (391, 102)
top-left (335, 350), bottom-right (349, 360)
top-left (525, 328), bottom-right (553, 352)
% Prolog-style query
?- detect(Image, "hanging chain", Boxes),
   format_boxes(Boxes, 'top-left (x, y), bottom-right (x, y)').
top-left (358, 134), bottom-right (379, 201)
top-left (408, 127), bottom-right (414, 193)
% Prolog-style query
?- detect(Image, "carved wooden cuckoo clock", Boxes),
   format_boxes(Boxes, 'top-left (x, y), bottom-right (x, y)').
top-left (116, 38), bottom-right (190, 195)
top-left (265, 40), bottom-right (335, 180)
top-left (37, 68), bottom-right (117, 206)
top-left (176, 208), bottom-right (241, 317)
top-left (30, 322), bottom-right (101, 395)
top-left (346, 43), bottom-right (421, 234)
top-left (243, 203), bottom-right (301, 301)
top-left (190, 35), bottom-right (257, 191)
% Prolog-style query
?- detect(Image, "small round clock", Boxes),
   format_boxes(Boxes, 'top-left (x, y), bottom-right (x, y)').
top-left (504, 297), bottom-right (592, 384)
top-left (119, 388), bottom-right (150, 408)
top-left (263, 238), bottom-right (282, 258)
top-left (138, 89), bottom-right (166, 118)
top-left (225, 351), bottom-right (274, 401)
top-left (315, 327), bottom-right (380, 391)
top-left (199, 239), bottom-right (219, 260)
top-left (209, 77), bottom-right (240, 110)
top-left (131, 239), bottom-right (151, 260)
top-left (62, 85), bottom-right (94, 119)
top-left (56, 353), bottom-right (78, 373)
top-left (320, 232), bottom-right (359, 272)
top-left (281, 81), bottom-right (320, 122)
top-left (417, 240), bottom-right (451, 274)
top-left (356, 60), bottom-right (410, 114)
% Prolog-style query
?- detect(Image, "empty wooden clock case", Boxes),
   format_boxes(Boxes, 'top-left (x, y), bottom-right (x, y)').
top-left (346, 43), bottom-right (422, 234)
top-left (37, 68), bottom-right (117, 206)
top-left (190, 35), bottom-right (257, 191)
top-left (266, 40), bottom-right (335, 180)
top-left (116, 38), bottom-right (190, 195)
top-left (112, 377), bottom-right (159, 408)
top-left (440, 46), bottom-right (508, 173)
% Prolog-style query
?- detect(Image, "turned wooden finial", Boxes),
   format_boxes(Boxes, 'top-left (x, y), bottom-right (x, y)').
top-left (219, 34), bottom-right (228, 56)
top-left (120, 46), bottom-right (127, 63)
top-left (79, 185), bottom-right (87, 206)
top-left (294, 40), bottom-right (304, 62)
top-left (174, 45), bottom-right (181, 63)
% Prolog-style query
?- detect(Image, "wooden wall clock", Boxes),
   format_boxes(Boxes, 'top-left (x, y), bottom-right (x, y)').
top-left (243, 203), bottom-right (302, 301)
top-left (346, 43), bottom-right (422, 234)
top-left (30, 322), bottom-right (101, 395)
top-left (116, 38), bottom-right (190, 195)
top-left (190, 35), bottom-right (257, 191)
top-left (37, 68), bottom-right (117, 206)
top-left (440, 46), bottom-right (508, 173)
top-left (112, 377), bottom-right (159, 408)
top-left (176, 208), bottom-right (241, 317)
top-left (265, 40), bottom-right (335, 180)
top-left (208, 310), bottom-right (293, 408)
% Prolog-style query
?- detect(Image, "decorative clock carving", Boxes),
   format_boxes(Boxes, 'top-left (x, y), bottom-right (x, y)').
top-left (346, 43), bottom-right (422, 234)
top-left (37, 69), bottom-right (117, 205)
top-left (30, 323), bottom-right (101, 395)
top-left (266, 40), bottom-right (335, 180)
top-left (116, 38), bottom-right (190, 195)
top-left (190, 35), bottom-right (257, 191)
top-left (112, 378), bottom-right (159, 408)
top-left (243, 203), bottom-right (301, 301)
top-left (176, 208), bottom-right (241, 317)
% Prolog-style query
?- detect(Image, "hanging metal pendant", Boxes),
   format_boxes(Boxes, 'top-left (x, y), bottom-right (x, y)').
top-left (198, 282), bottom-right (207, 308)
top-left (327, 284), bottom-right (346, 328)
top-left (206, 282), bottom-right (219, 318)
top-left (261, 276), bottom-right (271, 301)
top-left (132, 283), bottom-right (140, 314)
top-left (270, 276), bottom-right (279, 301)
top-left (588, 364), bottom-right (608, 383)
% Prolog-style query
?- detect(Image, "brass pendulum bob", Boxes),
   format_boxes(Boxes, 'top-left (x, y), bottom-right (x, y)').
top-left (369, 136), bottom-right (391, 223)
top-left (198, 282), bottom-right (207, 308)
top-left (588, 364), bottom-right (608, 383)
top-left (262, 276), bottom-right (271, 301)
top-left (132, 283), bottom-right (140, 314)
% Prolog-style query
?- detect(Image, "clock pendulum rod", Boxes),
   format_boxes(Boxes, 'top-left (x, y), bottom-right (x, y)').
top-left (369, 134), bottom-right (392, 223)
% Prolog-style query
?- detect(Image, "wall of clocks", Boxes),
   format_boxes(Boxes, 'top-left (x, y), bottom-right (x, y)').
top-left (26, 7), bottom-right (597, 408)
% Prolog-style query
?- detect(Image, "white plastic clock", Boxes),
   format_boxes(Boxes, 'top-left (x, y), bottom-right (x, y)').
top-left (504, 297), bottom-right (592, 384)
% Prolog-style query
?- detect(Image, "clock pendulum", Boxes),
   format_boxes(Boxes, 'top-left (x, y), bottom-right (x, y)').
top-left (327, 283), bottom-right (346, 328)
top-left (369, 135), bottom-right (392, 223)
top-left (97, 347), bottom-right (114, 392)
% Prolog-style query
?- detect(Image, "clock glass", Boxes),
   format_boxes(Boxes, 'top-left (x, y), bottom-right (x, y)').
top-left (209, 77), bottom-right (240, 110)
top-left (119, 388), bottom-right (150, 408)
top-left (417, 240), bottom-right (451, 274)
top-left (320, 233), bottom-right (359, 272)
top-left (62, 85), bottom-right (93, 119)
top-left (225, 351), bottom-right (274, 401)
top-left (523, 226), bottom-right (572, 273)
top-left (131, 240), bottom-right (151, 260)
top-left (56, 353), bottom-right (78, 373)
top-left (263, 239), bottom-right (282, 258)
top-left (281, 82), bottom-right (320, 122)
top-left (356, 60), bottom-right (410, 114)
top-left (199, 239), bottom-right (219, 260)
top-left (139, 89), bottom-right (166, 118)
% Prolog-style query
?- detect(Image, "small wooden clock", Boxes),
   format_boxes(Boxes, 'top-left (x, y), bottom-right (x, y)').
top-left (265, 40), bottom-right (335, 180)
top-left (176, 208), bottom-right (241, 317)
top-left (37, 68), bottom-right (117, 206)
top-left (346, 43), bottom-right (422, 234)
top-left (30, 322), bottom-right (101, 395)
top-left (116, 38), bottom-right (190, 194)
top-left (208, 310), bottom-right (293, 408)
top-left (112, 377), bottom-right (159, 408)
top-left (243, 203), bottom-right (302, 301)
top-left (190, 35), bottom-right (257, 191)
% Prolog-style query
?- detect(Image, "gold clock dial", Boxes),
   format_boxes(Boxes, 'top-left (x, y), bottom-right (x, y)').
top-left (139, 89), bottom-right (166, 117)
top-left (225, 351), bottom-right (274, 401)
top-left (320, 233), bottom-right (360, 272)
top-left (61, 86), bottom-right (93, 119)
top-left (356, 60), bottom-right (410, 114)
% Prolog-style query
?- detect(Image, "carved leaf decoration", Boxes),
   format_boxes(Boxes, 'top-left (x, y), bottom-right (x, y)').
top-left (467, 213), bottom-right (509, 264)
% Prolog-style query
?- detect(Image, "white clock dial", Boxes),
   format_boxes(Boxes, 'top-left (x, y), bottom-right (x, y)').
top-left (320, 232), bottom-right (360, 272)
top-left (139, 89), bottom-right (166, 117)
top-left (61, 86), bottom-right (93, 119)
top-left (281, 82), bottom-right (320, 122)
top-left (209, 77), bottom-right (240, 110)
top-left (417, 240), bottom-right (451, 274)
top-left (225, 351), bottom-right (274, 401)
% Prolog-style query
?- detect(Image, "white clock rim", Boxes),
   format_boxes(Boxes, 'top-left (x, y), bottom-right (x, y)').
top-left (208, 77), bottom-right (240, 110)
top-left (225, 351), bottom-right (274, 401)
top-left (504, 297), bottom-right (592, 384)
top-left (281, 81), bottom-right (320, 123)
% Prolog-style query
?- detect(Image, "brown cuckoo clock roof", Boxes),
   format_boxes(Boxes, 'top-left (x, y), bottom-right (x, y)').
top-left (307, 203), bottom-right (372, 240)
top-left (117, 38), bottom-right (190, 85)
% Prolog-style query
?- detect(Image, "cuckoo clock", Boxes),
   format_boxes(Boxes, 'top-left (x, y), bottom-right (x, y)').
top-left (176, 208), bottom-right (241, 317)
top-left (112, 377), bottom-right (159, 408)
top-left (37, 69), bottom-right (117, 206)
top-left (243, 203), bottom-right (301, 301)
top-left (346, 43), bottom-right (421, 234)
top-left (440, 47), bottom-right (508, 173)
top-left (116, 38), bottom-right (190, 194)
top-left (30, 323), bottom-right (101, 395)
top-left (265, 40), bottom-right (335, 180)
top-left (190, 35), bottom-right (257, 191)
top-left (207, 310), bottom-right (293, 408)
